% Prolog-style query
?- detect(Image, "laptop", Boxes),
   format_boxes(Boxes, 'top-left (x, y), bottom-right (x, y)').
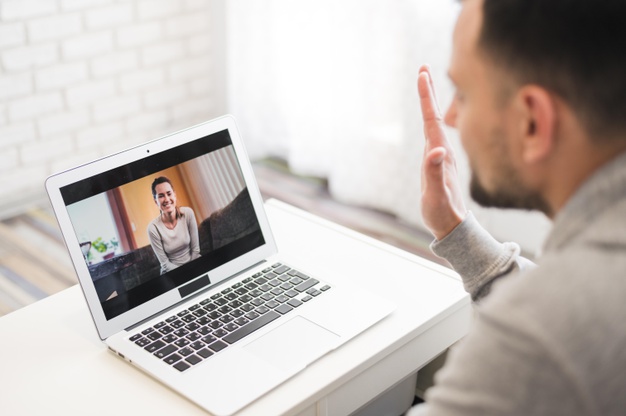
top-left (45, 115), bottom-right (395, 415)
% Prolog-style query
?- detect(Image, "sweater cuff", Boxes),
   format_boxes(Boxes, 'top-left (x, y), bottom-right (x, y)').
top-left (430, 212), bottom-right (520, 299)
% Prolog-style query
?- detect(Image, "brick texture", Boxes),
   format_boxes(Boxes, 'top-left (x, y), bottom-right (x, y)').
top-left (0, 0), bottom-right (223, 216)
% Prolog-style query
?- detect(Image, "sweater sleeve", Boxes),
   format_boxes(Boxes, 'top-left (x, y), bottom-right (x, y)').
top-left (429, 212), bottom-right (536, 301)
top-left (147, 222), bottom-right (178, 274)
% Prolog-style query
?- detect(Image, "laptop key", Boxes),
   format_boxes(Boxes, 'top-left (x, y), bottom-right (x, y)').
top-left (203, 303), bottom-right (217, 312)
top-left (224, 323), bottom-right (238, 332)
top-left (241, 303), bottom-right (255, 312)
top-left (197, 327), bottom-right (211, 336)
top-left (190, 341), bottom-right (205, 350)
top-left (295, 278), bottom-right (319, 293)
top-left (223, 310), bottom-right (281, 345)
top-left (185, 322), bottom-right (200, 331)
top-left (173, 361), bottom-right (190, 372)
top-left (181, 314), bottom-right (196, 323)
top-left (164, 353), bottom-right (182, 365)
top-left (208, 320), bottom-right (222, 329)
top-left (244, 311), bottom-right (259, 321)
top-left (249, 289), bottom-right (262, 298)
top-left (230, 309), bottom-right (244, 318)
top-left (285, 289), bottom-right (299, 298)
top-left (274, 265), bottom-right (290, 275)
top-left (178, 347), bottom-right (194, 357)
top-left (145, 340), bottom-right (165, 353)
top-left (275, 295), bottom-right (289, 303)
top-left (289, 277), bottom-right (303, 286)
top-left (174, 338), bottom-right (190, 348)
top-left (134, 337), bottom-right (151, 347)
top-left (296, 272), bottom-right (310, 280)
top-left (186, 332), bottom-right (201, 342)
top-left (275, 304), bottom-right (293, 315)
top-left (265, 300), bottom-right (279, 309)
top-left (213, 329), bottom-right (228, 338)
top-left (155, 344), bottom-right (177, 359)
top-left (196, 316), bottom-right (210, 326)
top-left (158, 325), bottom-right (174, 335)
top-left (185, 355), bottom-right (202, 365)
top-left (170, 319), bottom-right (185, 329)
top-left (208, 340), bottom-right (228, 352)
top-left (147, 331), bottom-right (163, 341)
top-left (234, 317), bottom-right (248, 326)
top-left (197, 348), bottom-right (213, 359)
top-left (255, 306), bottom-right (270, 315)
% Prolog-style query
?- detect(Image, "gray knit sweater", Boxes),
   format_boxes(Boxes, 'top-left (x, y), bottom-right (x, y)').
top-left (408, 151), bottom-right (626, 416)
top-left (147, 206), bottom-right (201, 274)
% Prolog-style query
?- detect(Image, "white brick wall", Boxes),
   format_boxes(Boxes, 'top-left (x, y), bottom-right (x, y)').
top-left (0, 0), bottom-right (225, 218)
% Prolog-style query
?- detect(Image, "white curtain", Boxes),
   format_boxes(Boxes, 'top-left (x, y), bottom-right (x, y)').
top-left (180, 146), bottom-right (246, 219)
top-left (226, 0), bottom-right (551, 254)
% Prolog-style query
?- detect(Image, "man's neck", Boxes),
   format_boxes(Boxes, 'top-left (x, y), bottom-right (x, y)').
top-left (546, 142), bottom-right (626, 218)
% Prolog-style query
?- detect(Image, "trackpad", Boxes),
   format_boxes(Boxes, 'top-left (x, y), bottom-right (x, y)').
top-left (244, 316), bottom-right (339, 371)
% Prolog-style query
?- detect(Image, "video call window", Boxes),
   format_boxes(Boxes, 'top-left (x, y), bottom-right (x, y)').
top-left (62, 133), bottom-right (264, 319)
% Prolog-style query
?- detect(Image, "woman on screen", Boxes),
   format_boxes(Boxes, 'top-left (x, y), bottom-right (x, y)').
top-left (148, 176), bottom-right (201, 274)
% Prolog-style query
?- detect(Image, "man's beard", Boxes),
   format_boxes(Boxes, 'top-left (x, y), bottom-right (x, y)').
top-left (469, 171), bottom-right (552, 216)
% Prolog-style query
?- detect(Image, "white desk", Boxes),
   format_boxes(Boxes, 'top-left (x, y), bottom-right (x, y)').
top-left (0, 200), bottom-right (471, 416)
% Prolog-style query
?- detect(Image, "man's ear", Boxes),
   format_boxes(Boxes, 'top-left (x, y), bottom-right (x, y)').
top-left (515, 85), bottom-right (556, 164)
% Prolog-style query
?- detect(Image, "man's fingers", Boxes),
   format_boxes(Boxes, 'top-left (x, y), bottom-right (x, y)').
top-left (418, 66), bottom-right (452, 156)
top-left (418, 71), bottom-right (442, 123)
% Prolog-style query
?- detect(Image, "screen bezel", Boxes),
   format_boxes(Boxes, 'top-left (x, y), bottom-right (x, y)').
top-left (46, 115), bottom-right (277, 340)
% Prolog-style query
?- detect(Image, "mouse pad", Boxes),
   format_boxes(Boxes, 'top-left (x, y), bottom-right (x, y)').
top-left (244, 316), bottom-right (340, 371)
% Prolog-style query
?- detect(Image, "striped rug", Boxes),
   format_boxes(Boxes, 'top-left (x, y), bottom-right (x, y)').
top-left (0, 159), bottom-right (441, 317)
top-left (0, 207), bottom-right (77, 316)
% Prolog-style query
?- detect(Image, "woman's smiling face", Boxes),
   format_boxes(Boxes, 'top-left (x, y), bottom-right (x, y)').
top-left (154, 181), bottom-right (177, 215)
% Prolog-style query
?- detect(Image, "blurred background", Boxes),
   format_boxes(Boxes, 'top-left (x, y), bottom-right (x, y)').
top-left (0, 0), bottom-right (551, 314)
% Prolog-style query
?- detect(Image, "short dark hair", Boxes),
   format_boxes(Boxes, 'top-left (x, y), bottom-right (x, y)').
top-left (478, 0), bottom-right (626, 140)
top-left (151, 176), bottom-right (173, 199)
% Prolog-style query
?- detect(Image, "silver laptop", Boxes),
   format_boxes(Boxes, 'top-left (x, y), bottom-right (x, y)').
top-left (46, 115), bottom-right (394, 416)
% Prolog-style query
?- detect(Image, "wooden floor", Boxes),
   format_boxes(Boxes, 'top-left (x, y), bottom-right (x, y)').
top-left (0, 158), bottom-right (441, 317)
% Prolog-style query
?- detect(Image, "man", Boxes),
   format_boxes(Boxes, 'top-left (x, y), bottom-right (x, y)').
top-left (408, 0), bottom-right (626, 414)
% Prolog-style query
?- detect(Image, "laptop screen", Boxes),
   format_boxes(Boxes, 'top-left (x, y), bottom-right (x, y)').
top-left (60, 129), bottom-right (264, 320)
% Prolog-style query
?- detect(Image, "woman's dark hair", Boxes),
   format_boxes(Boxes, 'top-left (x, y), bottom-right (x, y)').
top-left (478, 0), bottom-right (626, 140)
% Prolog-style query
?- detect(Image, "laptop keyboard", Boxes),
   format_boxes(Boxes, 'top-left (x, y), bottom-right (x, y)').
top-left (128, 263), bottom-right (331, 372)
